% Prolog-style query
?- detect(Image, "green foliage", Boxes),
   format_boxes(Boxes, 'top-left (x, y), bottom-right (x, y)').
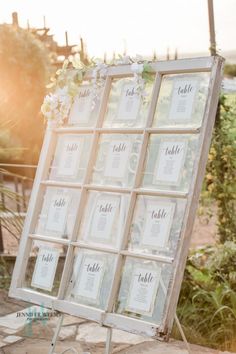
top-left (0, 126), bottom-right (23, 162)
top-left (0, 257), bottom-right (11, 289)
top-left (175, 243), bottom-right (236, 351)
top-left (0, 24), bottom-right (51, 164)
top-left (224, 64), bottom-right (236, 77)
top-left (205, 94), bottom-right (236, 243)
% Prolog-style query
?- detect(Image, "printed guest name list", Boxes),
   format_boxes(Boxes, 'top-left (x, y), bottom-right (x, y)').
top-left (127, 267), bottom-right (161, 316)
top-left (45, 192), bottom-right (70, 234)
top-left (57, 137), bottom-right (83, 177)
top-left (104, 140), bottom-right (132, 179)
top-left (168, 79), bottom-right (199, 121)
top-left (154, 140), bottom-right (187, 185)
top-left (116, 83), bottom-right (141, 121)
top-left (89, 196), bottom-right (119, 241)
top-left (31, 247), bottom-right (60, 291)
top-left (69, 85), bottom-right (93, 124)
top-left (75, 257), bottom-right (105, 301)
top-left (142, 201), bottom-right (175, 248)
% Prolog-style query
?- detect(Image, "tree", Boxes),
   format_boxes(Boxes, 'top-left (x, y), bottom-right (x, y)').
top-left (0, 24), bottom-right (51, 166)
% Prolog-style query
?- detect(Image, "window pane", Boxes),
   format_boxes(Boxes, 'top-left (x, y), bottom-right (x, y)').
top-left (115, 257), bottom-right (172, 324)
top-left (153, 72), bottom-right (210, 128)
top-left (49, 134), bottom-right (92, 182)
top-left (35, 187), bottom-right (81, 239)
top-left (78, 191), bottom-right (130, 249)
top-left (67, 82), bottom-right (102, 127)
top-left (23, 240), bottom-right (66, 296)
top-left (103, 77), bottom-right (154, 128)
top-left (141, 134), bottom-right (199, 192)
top-left (91, 134), bottom-right (142, 188)
top-left (127, 195), bottom-right (186, 257)
top-left (66, 249), bottom-right (116, 310)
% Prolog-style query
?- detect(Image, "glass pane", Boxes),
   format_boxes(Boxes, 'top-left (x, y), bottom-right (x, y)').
top-left (141, 134), bottom-right (199, 192)
top-left (66, 249), bottom-right (116, 310)
top-left (35, 187), bottom-right (81, 239)
top-left (78, 191), bottom-right (130, 249)
top-left (153, 72), bottom-right (210, 128)
top-left (103, 77), bottom-right (154, 128)
top-left (24, 240), bottom-right (66, 296)
top-left (49, 134), bottom-right (92, 182)
top-left (127, 195), bottom-right (186, 258)
top-left (115, 257), bottom-right (172, 324)
top-left (67, 82), bottom-right (102, 127)
top-left (91, 134), bottom-right (142, 188)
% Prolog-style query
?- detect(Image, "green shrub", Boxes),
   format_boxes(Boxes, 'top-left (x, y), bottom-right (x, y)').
top-left (205, 94), bottom-right (236, 243)
top-left (175, 243), bottom-right (236, 351)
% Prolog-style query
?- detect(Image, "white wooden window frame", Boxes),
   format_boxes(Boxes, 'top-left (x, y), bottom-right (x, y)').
top-left (9, 56), bottom-right (224, 340)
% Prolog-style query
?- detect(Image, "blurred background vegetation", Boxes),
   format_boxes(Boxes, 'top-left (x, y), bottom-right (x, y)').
top-left (0, 24), bottom-right (51, 167)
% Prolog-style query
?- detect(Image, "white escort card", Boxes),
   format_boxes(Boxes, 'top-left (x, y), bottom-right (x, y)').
top-left (57, 137), bottom-right (83, 177)
top-left (45, 191), bottom-right (71, 234)
top-left (68, 85), bottom-right (93, 124)
top-left (104, 140), bottom-right (132, 178)
top-left (154, 140), bottom-right (188, 185)
top-left (142, 201), bottom-right (175, 248)
top-left (116, 83), bottom-right (141, 121)
top-left (75, 256), bottom-right (105, 301)
top-left (31, 247), bottom-right (60, 291)
top-left (88, 195), bottom-right (120, 241)
top-left (126, 266), bottom-right (161, 316)
top-left (168, 79), bottom-right (199, 121)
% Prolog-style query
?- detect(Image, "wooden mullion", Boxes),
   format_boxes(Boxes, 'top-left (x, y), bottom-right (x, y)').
top-left (41, 180), bottom-right (82, 188)
top-left (103, 312), bottom-right (158, 337)
top-left (57, 244), bottom-right (75, 299)
top-left (55, 299), bottom-right (104, 322)
top-left (134, 188), bottom-right (187, 198)
top-left (146, 127), bottom-right (201, 134)
top-left (55, 127), bottom-right (94, 134)
top-left (71, 241), bottom-right (118, 254)
top-left (29, 234), bottom-right (70, 245)
top-left (83, 184), bottom-right (131, 194)
top-left (120, 250), bottom-right (174, 264)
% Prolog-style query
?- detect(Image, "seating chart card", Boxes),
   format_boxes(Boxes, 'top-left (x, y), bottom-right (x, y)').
top-left (57, 137), bottom-right (83, 177)
top-left (31, 247), bottom-right (60, 291)
top-left (126, 266), bottom-right (161, 316)
top-left (45, 192), bottom-right (71, 233)
top-left (116, 83), bottom-right (141, 121)
top-left (88, 195), bottom-right (120, 241)
top-left (74, 256), bottom-right (105, 301)
top-left (104, 140), bottom-right (132, 178)
top-left (68, 85), bottom-right (93, 124)
top-left (168, 79), bottom-right (199, 121)
top-left (154, 140), bottom-right (187, 185)
top-left (141, 201), bottom-right (175, 248)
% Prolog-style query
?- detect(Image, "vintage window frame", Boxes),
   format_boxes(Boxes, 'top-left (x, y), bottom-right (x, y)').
top-left (9, 56), bottom-right (224, 340)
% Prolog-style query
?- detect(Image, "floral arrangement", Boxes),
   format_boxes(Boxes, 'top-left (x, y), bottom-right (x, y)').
top-left (41, 54), bottom-right (153, 126)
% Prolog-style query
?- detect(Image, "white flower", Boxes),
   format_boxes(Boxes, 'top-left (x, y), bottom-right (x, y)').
top-left (41, 87), bottom-right (72, 124)
top-left (131, 63), bottom-right (144, 74)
